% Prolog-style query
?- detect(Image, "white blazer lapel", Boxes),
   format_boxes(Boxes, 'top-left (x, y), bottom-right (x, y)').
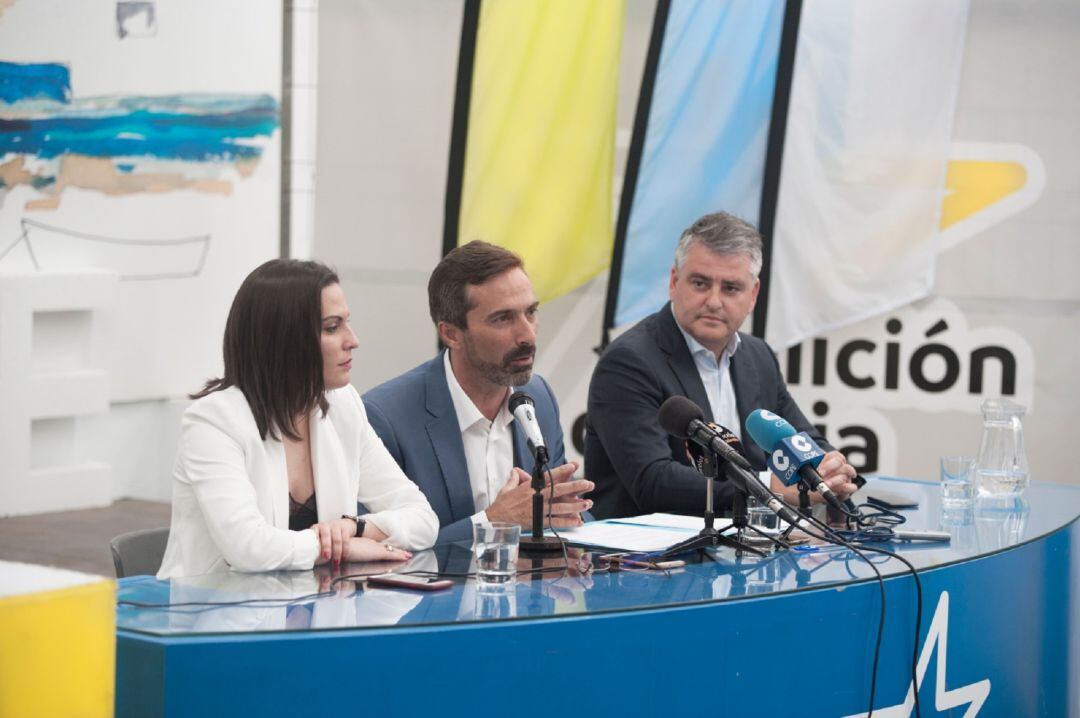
top-left (264, 436), bottom-right (290, 529)
top-left (310, 406), bottom-right (351, 520)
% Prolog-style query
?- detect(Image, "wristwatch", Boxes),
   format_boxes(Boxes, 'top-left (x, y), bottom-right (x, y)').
top-left (341, 514), bottom-right (366, 537)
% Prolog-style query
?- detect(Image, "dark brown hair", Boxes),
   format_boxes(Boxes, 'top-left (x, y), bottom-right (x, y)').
top-left (428, 240), bottom-right (523, 328)
top-left (192, 259), bottom-right (339, 441)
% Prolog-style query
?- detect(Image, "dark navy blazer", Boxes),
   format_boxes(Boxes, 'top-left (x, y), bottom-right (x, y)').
top-left (363, 352), bottom-right (567, 544)
top-left (585, 303), bottom-right (830, 520)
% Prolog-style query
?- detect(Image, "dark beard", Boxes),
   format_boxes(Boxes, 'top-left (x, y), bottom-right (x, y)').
top-left (466, 341), bottom-right (535, 387)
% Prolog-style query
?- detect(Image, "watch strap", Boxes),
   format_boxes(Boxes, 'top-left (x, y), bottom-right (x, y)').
top-left (341, 514), bottom-right (366, 537)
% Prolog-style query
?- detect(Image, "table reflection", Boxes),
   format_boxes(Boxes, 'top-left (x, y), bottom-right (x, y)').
top-left (115, 480), bottom-right (1079, 638)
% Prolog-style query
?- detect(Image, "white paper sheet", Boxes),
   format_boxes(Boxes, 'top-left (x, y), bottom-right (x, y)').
top-left (609, 513), bottom-right (731, 531)
top-left (550, 514), bottom-right (732, 552)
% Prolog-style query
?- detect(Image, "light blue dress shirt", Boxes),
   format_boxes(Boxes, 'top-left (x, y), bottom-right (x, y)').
top-left (672, 306), bottom-right (743, 439)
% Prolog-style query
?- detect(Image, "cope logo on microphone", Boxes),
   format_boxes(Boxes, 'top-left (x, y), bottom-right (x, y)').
top-left (767, 433), bottom-right (826, 485)
top-left (758, 409), bottom-right (784, 424)
top-left (787, 433), bottom-right (825, 464)
top-left (790, 434), bottom-right (814, 453)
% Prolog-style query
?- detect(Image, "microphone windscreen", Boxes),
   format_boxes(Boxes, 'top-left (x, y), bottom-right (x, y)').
top-left (508, 391), bottom-right (534, 413)
top-left (657, 396), bottom-right (705, 439)
top-left (744, 409), bottom-right (796, 452)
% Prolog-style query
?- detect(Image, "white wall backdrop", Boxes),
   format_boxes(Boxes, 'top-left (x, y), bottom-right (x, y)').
top-left (316, 0), bottom-right (1079, 489)
top-left (2, 0), bottom-right (1076, 514)
top-left (0, 0), bottom-right (282, 401)
top-left (782, 0), bottom-right (1079, 484)
top-left (0, 0), bottom-right (283, 510)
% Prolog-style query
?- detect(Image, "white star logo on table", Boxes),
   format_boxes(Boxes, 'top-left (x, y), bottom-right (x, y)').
top-left (845, 591), bottom-right (991, 717)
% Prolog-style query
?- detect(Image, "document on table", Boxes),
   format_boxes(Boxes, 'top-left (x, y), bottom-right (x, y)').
top-left (548, 513), bottom-right (733, 553)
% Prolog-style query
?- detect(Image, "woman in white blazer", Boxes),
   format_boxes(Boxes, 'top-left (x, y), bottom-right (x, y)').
top-left (157, 260), bottom-right (439, 579)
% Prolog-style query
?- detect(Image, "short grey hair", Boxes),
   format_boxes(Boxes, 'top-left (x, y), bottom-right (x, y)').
top-left (674, 211), bottom-right (763, 278)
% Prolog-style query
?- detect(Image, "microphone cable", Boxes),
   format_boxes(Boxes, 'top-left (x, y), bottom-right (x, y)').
top-left (117, 588), bottom-right (340, 613)
top-left (851, 502), bottom-right (906, 528)
top-left (535, 464), bottom-right (610, 592)
top-left (543, 463), bottom-right (573, 577)
top-left (702, 466), bottom-right (893, 716)
top-left (772, 486), bottom-right (924, 718)
top-left (771, 509), bottom-right (893, 717)
top-left (382, 462), bottom-right (585, 585)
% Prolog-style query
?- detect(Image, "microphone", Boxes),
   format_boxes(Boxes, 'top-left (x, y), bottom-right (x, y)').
top-left (656, 396), bottom-right (752, 472)
top-left (714, 428), bottom-right (831, 534)
top-left (708, 421), bottom-right (742, 452)
top-left (656, 397), bottom-right (819, 541)
top-left (509, 391), bottom-right (548, 465)
top-left (509, 391), bottom-right (563, 554)
top-left (731, 463), bottom-right (820, 536)
top-left (744, 409), bottom-right (849, 515)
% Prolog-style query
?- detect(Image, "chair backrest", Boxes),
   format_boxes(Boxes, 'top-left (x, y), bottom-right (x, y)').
top-left (110, 527), bottom-right (170, 578)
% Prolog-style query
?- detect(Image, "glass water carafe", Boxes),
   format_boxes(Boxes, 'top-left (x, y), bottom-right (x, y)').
top-left (975, 398), bottom-right (1029, 498)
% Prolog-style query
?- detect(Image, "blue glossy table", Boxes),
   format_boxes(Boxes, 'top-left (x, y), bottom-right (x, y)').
top-left (115, 479), bottom-right (1080, 717)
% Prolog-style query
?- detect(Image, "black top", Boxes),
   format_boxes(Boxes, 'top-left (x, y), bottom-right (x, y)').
top-left (289, 493), bottom-right (318, 531)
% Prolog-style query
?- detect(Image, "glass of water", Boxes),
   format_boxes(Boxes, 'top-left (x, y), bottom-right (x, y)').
top-left (940, 456), bottom-right (976, 508)
top-left (473, 522), bottom-right (521, 587)
top-left (746, 495), bottom-right (780, 532)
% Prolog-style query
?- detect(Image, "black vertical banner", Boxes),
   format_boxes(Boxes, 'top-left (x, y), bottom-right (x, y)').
top-left (279, 0), bottom-right (293, 258)
top-left (599, 0), bottom-right (671, 351)
top-left (442, 0), bottom-right (482, 259)
top-left (753, 0), bottom-right (803, 339)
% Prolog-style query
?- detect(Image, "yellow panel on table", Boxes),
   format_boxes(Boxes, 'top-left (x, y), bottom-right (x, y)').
top-left (0, 561), bottom-right (115, 718)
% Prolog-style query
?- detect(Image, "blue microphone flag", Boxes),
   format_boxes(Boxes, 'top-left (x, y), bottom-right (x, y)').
top-left (745, 409), bottom-right (825, 486)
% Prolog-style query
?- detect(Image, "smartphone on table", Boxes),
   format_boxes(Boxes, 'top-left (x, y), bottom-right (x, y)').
top-left (365, 573), bottom-right (453, 591)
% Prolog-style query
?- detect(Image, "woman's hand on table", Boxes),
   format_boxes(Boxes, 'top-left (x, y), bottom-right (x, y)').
top-left (344, 537), bottom-right (412, 564)
top-left (311, 518), bottom-right (362, 565)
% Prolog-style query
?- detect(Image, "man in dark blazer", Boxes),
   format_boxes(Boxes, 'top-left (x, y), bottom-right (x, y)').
top-left (364, 241), bottom-right (592, 544)
top-left (586, 212), bottom-right (857, 519)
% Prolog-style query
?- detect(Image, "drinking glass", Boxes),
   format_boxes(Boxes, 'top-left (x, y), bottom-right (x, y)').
top-left (940, 455), bottom-right (976, 509)
top-left (473, 522), bottom-right (521, 587)
top-left (746, 495), bottom-right (780, 532)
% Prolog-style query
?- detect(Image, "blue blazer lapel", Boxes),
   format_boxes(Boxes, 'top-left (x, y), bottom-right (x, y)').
top-left (656, 303), bottom-right (715, 422)
top-left (424, 357), bottom-right (476, 522)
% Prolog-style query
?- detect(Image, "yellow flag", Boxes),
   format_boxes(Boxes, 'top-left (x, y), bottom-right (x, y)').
top-left (458, 0), bottom-right (625, 302)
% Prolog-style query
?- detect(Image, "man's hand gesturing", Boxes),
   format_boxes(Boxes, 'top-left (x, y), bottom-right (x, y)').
top-left (485, 461), bottom-right (593, 529)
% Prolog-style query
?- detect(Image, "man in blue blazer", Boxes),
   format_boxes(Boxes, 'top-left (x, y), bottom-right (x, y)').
top-left (364, 241), bottom-right (592, 544)
top-left (585, 212), bottom-right (858, 519)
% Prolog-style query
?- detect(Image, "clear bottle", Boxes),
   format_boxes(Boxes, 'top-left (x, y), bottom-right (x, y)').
top-left (975, 398), bottom-right (1029, 498)
top-left (975, 497), bottom-right (1029, 551)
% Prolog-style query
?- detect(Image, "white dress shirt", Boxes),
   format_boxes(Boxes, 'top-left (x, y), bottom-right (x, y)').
top-left (672, 306), bottom-right (743, 439)
top-left (443, 350), bottom-right (514, 526)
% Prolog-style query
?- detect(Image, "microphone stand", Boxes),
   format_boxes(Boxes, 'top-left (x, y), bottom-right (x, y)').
top-left (661, 450), bottom-right (767, 558)
top-left (519, 448), bottom-right (564, 555)
top-left (726, 464), bottom-right (791, 552)
top-left (779, 480), bottom-right (818, 545)
top-left (797, 481), bottom-right (812, 517)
